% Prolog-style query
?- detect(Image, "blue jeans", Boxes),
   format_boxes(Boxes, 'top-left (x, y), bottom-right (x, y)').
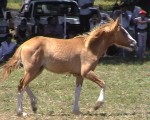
top-left (137, 31), bottom-right (147, 59)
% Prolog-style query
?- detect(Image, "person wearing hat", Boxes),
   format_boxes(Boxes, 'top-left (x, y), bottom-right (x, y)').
top-left (134, 9), bottom-right (150, 59)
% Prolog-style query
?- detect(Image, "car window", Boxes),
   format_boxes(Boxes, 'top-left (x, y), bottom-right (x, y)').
top-left (27, 4), bottom-right (33, 17)
top-left (33, 2), bottom-right (79, 17)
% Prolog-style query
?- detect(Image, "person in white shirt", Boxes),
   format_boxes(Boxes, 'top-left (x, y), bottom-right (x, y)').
top-left (130, 4), bottom-right (141, 20)
top-left (134, 10), bottom-right (150, 59)
top-left (78, 0), bottom-right (95, 33)
top-left (0, 34), bottom-right (17, 62)
top-left (120, 4), bottom-right (132, 30)
top-left (129, 3), bottom-right (142, 39)
top-left (22, 0), bottom-right (31, 11)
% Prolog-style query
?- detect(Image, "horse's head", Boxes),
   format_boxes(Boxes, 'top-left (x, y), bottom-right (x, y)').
top-left (111, 17), bottom-right (137, 51)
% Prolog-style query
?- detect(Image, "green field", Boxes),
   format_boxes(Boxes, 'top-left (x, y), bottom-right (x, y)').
top-left (7, 0), bottom-right (115, 10)
top-left (0, 57), bottom-right (150, 120)
top-left (3, 0), bottom-right (150, 119)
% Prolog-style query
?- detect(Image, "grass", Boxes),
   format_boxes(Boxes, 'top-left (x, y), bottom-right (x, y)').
top-left (0, 57), bottom-right (150, 120)
top-left (7, 0), bottom-right (115, 11)
top-left (7, 0), bottom-right (22, 10)
top-left (3, 0), bottom-right (150, 119)
top-left (94, 1), bottom-right (114, 11)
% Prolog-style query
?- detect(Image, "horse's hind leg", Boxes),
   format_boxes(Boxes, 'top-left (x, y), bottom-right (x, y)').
top-left (85, 71), bottom-right (106, 112)
top-left (17, 89), bottom-right (24, 116)
top-left (17, 67), bottom-right (43, 116)
top-left (26, 86), bottom-right (37, 113)
top-left (25, 67), bottom-right (44, 113)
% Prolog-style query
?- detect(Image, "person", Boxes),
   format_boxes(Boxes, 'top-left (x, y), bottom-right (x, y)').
top-left (109, 3), bottom-right (132, 57)
top-left (14, 18), bottom-right (31, 45)
top-left (129, 3), bottom-right (142, 39)
top-left (119, 3), bottom-right (132, 57)
top-left (134, 10), bottom-right (150, 59)
top-left (31, 16), bottom-right (44, 37)
top-left (44, 16), bottom-right (63, 38)
top-left (78, 0), bottom-right (95, 33)
top-left (120, 4), bottom-right (132, 31)
top-left (22, 0), bottom-right (31, 11)
top-left (89, 9), bottom-right (102, 30)
top-left (5, 11), bottom-right (14, 30)
top-left (129, 3), bottom-right (141, 21)
top-left (110, 3), bottom-right (122, 20)
top-left (0, 34), bottom-right (17, 62)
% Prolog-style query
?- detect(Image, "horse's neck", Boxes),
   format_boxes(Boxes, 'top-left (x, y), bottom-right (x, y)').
top-left (86, 34), bottom-right (112, 58)
top-left (98, 40), bottom-right (110, 58)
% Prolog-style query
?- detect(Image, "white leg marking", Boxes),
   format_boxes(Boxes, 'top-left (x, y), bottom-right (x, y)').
top-left (17, 91), bottom-right (23, 115)
top-left (73, 84), bottom-right (82, 112)
top-left (97, 88), bottom-right (105, 102)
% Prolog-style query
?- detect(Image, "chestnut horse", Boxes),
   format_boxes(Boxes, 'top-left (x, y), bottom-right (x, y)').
top-left (1, 18), bottom-right (137, 116)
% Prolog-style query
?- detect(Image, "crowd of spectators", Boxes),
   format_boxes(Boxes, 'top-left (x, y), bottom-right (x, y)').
top-left (110, 2), bottom-right (150, 60)
top-left (0, 0), bottom-right (149, 62)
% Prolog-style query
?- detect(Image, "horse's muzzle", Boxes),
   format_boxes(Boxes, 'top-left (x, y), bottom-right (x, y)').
top-left (130, 43), bottom-right (138, 51)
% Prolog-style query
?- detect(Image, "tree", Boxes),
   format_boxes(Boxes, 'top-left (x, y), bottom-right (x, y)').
top-left (0, 0), bottom-right (7, 9)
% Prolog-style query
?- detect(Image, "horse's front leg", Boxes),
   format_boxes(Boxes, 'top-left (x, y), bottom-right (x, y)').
top-left (85, 71), bottom-right (106, 112)
top-left (73, 76), bottom-right (83, 115)
top-left (26, 86), bottom-right (37, 113)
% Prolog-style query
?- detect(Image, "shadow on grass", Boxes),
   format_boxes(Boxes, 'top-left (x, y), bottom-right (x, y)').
top-left (85, 111), bottom-right (150, 117)
top-left (49, 111), bottom-right (150, 117)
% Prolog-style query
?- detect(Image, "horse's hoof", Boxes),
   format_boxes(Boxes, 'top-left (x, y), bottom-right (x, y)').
top-left (93, 101), bottom-right (104, 111)
top-left (31, 101), bottom-right (37, 113)
top-left (23, 112), bottom-right (28, 116)
top-left (88, 108), bottom-right (94, 114)
top-left (17, 112), bottom-right (23, 116)
top-left (87, 102), bottom-right (104, 114)
top-left (17, 112), bottom-right (27, 116)
top-left (32, 107), bottom-right (37, 113)
top-left (73, 110), bottom-right (82, 115)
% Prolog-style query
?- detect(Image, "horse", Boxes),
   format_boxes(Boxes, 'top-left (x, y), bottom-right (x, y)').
top-left (1, 18), bottom-right (137, 116)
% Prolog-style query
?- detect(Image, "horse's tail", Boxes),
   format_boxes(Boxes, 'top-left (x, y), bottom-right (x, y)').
top-left (1, 46), bottom-right (23, 81)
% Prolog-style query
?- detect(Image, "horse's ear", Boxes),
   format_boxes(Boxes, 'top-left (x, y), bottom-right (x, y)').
top-left (115, 17), bottom-right (120, 24)
top-left (112, 17), bottom-right (120, 30)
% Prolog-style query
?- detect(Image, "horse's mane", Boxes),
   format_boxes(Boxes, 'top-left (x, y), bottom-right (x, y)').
top-left (89, 19), bottom-right (114, 35)
top-left (72, 18), bottom-right (115, 51)
top-left (74, 19), bottom-right (113, 38)
top-left (84, 18), bottom-right (114, 48)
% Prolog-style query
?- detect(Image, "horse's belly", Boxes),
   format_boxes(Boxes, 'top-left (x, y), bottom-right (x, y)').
top-left (44, 63), bottom-right (70, 73)
top-left (43, 59), bottom-right (80, 74)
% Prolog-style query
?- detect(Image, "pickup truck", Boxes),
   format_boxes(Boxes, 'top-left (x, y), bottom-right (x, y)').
top-left (14, 0), bottom-right (81, 38)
